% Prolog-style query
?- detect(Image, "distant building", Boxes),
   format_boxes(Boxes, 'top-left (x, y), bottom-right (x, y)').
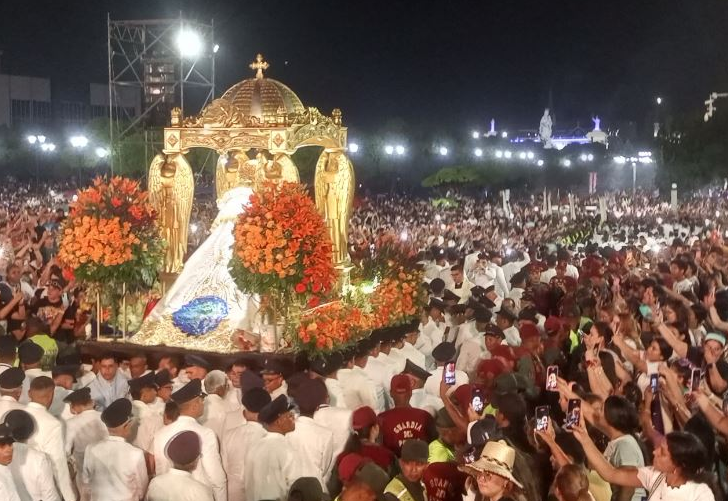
top-left (0, 72), bottom-right (140, 128)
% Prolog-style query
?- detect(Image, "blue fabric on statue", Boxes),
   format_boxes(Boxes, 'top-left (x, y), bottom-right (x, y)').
top-left (172, 296), bottom-right (229, 335)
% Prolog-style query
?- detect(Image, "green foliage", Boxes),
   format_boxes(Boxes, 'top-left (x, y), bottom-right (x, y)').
top-left (422, 166), bottom-right (483, 187)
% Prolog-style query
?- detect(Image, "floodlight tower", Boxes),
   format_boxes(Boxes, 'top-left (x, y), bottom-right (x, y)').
top-left (107, 14), bottom-right (216, 174)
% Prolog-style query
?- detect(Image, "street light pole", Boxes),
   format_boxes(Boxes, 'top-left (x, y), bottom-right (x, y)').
top-left (632, 161), bottom-right (637, 197)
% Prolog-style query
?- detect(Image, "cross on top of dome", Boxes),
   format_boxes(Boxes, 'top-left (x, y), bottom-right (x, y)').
top-left (249, 54), bottom-right (269, 79)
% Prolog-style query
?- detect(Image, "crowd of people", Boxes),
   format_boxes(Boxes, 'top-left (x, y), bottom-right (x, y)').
top-left (1, 179), bottom-right (728, 500)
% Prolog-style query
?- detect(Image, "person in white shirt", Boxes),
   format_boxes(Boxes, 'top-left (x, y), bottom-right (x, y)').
top-left (399, 321), bottom-right (427, 369)
top-left (502, 250), bottom-right (531, 284)
top-left (423, 343), bottom-right (469, 397)
top-left (83, 398), bottom-right (148, 501)
top-left (309, 354), bottom-right (347, 408)
top-left (0, 422), bottom-right (21, 501)
top-left (25, 376), bottom-right (77, 501)
top-left (496, 307), bottom-right (522, 347)
top-left (201, 370), bottom-right (231, 441)
top-left (18, 342), bottom-right (50, 404)
top-left (221, 388), bottom-right (270, 501)
top-left (49, 365), bottom-right (75, 418)
top-left (64, 387), bottom-right (108, 501)
top-left (223, 360), bottom-right (246, 412)
top-left (244, 395), bottom-right (298, 501)
top-left (128, 372), bottom-right (164, 454)
top-left (338, 346), bottom-right (380, 412)
top-left (88, 353), bottom-right (129, 411)
top-left (463, 241), bottom-right (485, 281)
top-left (5, 409), bottom-right (61, 501)
top-left (539, 254), bottom-right (558, 284)
top-left (260, 358), bottom-right (289, 400)
top-left (450, 264), bottom-right (475, 304)
top-left (363, 333), bottom-right (395, 410)
top-left (403, 360), bottom-right (444, 416)
top-left (287, 379), bottom-right (335, 494)
top-left (153, 379), bottom-right (227, 501)
top-left (147, 430), bottom-right (213, 501)
top-left (0, 368), bottom-right (25, 418)
top-left (456, 310), bottom-right (492, 377)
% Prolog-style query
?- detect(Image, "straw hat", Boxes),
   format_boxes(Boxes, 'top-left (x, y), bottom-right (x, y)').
top-left (458, 440), bottom-right (522, 489)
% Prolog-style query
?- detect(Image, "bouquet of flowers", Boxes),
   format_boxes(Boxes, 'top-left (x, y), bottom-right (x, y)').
top-left (295, 300), bottom-right (368, 354)
top-left (369, 267), bottom-right (426, 329)
top-left (229, 181), bottom-right (337, 308)
top-left (58, 177), bottom-right (164, 292)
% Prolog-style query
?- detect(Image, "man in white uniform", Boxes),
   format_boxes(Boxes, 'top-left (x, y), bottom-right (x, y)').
top-left (88, 353), bottom-right (129, 411)
top-left (25, 376), bottom-right (77, 501)
top-left (244, 395), bottom-right (298, 501)
top-left (129, 371), bottom-right (164, 454)
top-left (64, 387), bottom-right (107, 501)
top-left (221, 388), bottom-right (270, 501)
top-left (260, 358), bottom-right (288, 400)
top-left (0, 368), bottom-right (25, 418)
top-left (337, 346), bottom-right (380, 412)
top-left (153, 379), bottom-right (227, 501)
top-left (147, 430), bottom-right (213, 501)
top-left (18, 342), bottom-right (50, 404)
top-left (83, 398), bottom-right (148, 500)
top-left (309, 353), bottom-right (347, 408)
top-left (5, 409), bottom-right (60, 501)
top-left (424, 343), bottom-right (469, 397)
top-left (201, 370), bottom-right (230, 441)
top-left (0, 422), bottom-right (21, 501)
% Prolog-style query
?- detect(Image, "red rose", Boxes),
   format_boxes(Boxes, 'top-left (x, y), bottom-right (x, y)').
top-left (312, 282), bottom-right (322, 293)
top-left (295, 283), bottom-right (307, 294)
top-left (307, 296), bottom-right (320, 308)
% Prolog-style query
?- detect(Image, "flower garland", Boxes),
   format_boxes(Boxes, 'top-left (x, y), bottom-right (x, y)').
top-left (296, 300), bottom-right (368, 353)
top-left (369, 268), bottom-right (426, 328)
top-left (58, 177), bottom-right (163, 292)
top-left (229, 181), bottom-right (337, 304)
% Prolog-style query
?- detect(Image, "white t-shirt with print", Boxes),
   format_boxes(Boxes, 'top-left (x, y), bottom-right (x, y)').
top-left (637, 466), bottom-right (715, 501)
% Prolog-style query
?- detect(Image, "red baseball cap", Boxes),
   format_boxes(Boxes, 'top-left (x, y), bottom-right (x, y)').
top-left (390, 374), bottom-right (413, 393)
top-left (519, 324), bottom-right (540, 341)
top-left (489, 345), bottom-right (515, 362)
top-left (477, 358), bottom-right (505, 379)
top-left (544, 316), bottom-right (562, 335)
top-left (338, 453), bottom-right (371, 483)
top-left (352, 406), bottom-right (377, 430)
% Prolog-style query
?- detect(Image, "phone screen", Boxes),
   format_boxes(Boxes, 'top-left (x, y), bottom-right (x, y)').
top-left (463, 446), bottom-right (477, 464)
top-left (546, 366), bottom-right (558, 391)
top-left (565, 399), bottom-right (581, 429)
top-left (691, 369), bottom-right (701, 392)
top-left (649, 374), bottom-right (659, 394)
top-left (639, 304), bottom-right (653, 321)
top-left (535, 406), bottom-right (549, 431)
top-left (444, 362), bottom-right (456, 386)
top-left (471, 387), bottom-right (484, 413)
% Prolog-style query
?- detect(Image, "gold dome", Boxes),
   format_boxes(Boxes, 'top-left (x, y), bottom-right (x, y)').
top-left (220, 54), bottom-right (305, 124)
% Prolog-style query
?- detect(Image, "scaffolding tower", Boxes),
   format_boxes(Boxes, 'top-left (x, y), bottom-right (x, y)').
top-left (107, 15), bottom-right (215, 174)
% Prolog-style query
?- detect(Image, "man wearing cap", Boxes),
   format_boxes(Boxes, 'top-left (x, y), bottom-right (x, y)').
top-left (83, 398), bottom-right (148, 500)
top-left (153, 379), bottom-right (227, 501)
top-left (184, 354), bottom-right (211, 383)
top-left (0, 368), bottom-right (25, 417)
top-left (222, 387), bottom-right (270, 501)
top-left (456, 310), bottom-right (492, 377)
top-left (201, 370), bottom-right (231, 440)
top-left (0, 421), bottom-right (20, 501)
top-left (338, 345), bottom-right (380, 412)
top-left (26, 376), bottom-right (77, 501)
top-left (223, 359), bottom-right (247, 412)
top-left (514, 324), bottom-right (545, 394)
top-left (495, 307), bottom-right (521, 347)
top-left (286, 379), bottom-right (335, 494)
top-left (65, 386), bottom-right (108, 500)
top-left (378, 374), bottom-right (436, 456)
top-left (148, 431), bottom-right (213, 501)
top-left (420, 301), bottom-right (448, 362)
top-left (152, 369), bottom-right (174, 413)
top-left (423, 343), bottom-right (469, 397)
top-left (312, 373), bottom-right (354, 461)
top-left (4, 409), bottom-right (61, 501)
top-left (18, 340), bottom-right (50, 404)
top-left (400, 320), bottom-right (426, 369)
top-left (403, 360), bottom-right (444, 416)
top-left (383, 439), bottom-right (429, 501)
top-left (260, 358), bottom-right (288, 399)
top-left (245, 395), bottom-right (297, 501)
top-left (88, 352), bottom-right (129, 411)
top-left (364, 331), bottom-right (396, 411)
top-left (310, 352), bottom-right (346, 408)
top-left (49, 364), bottom-right (76, 418)
top-left (129, 371), bottom-right (164, 454)
top-left (450, 264), bottom-right (474, 304)
top-left (428, 408), bottom-right (462, 463)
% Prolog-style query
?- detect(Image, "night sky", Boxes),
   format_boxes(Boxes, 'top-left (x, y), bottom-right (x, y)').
top-left (2, 0), bottom-right (727, 133)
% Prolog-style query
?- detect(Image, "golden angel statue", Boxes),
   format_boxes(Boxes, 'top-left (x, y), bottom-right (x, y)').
top-left (315, 151), bottom-right (355, 264)
top-left (148, 154), bottom-right (194, 274)
top-left (215, 150), bottom-right (255, 200)
top-left (255, 152), bottom-right (300, 189)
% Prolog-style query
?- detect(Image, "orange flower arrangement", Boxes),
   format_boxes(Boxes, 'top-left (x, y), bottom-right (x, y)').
top-left (369, 267), bottom-right (426, 328)
top-left (296, 300), bottom-right (367, 353)
top-left (230, 182), bottom-right (336, 302)
top-left (58, 177), bottom-right (163, 291)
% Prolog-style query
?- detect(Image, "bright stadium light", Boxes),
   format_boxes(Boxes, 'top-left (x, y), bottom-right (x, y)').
top-left (537, 159), bottom-right (544, 167)
top-left (501, 131), bottom-right (508, 138)
top-left (70, 135), bottom-right (89, 148)
top-left (519, 152), bottom-right (526, 160)
top-left (395, 145), bottom-right (405, 155)
top-left (527, 151), bottom-right (534, 159)
top-left (41, 143), bottom-right (56, 152)
top-left (177, 29), bottom-right (203, 58)
top-left (37, 135), bottom-right (46, 143)
top-left (563, 159), bottom-right (571, 167)
top-left (656, 97), bottom-right (662, 105)
top-left (384, 145), bottom-right (394, 155)
top-left (213, 44), bottom-right (220, 53)
top-left (438, 146), bottom-right (448, 156)
top-left (95, 147), bottom-right (110, 158)
top-left (504, 150), bottom-right (512, 159)
top-left (587, 153), bottom-right (594, 161)
top-left (580, 153), bottom-right (588, 162)
top-left (613, 156), bottom-right (626, 164)
top-left (472, 131), bottom-right (480, 139)
top-left (495, 150), bottom-right (503, 158)
top-left (474, 148), bottom-right (483, 157)
top-left (27, 135), bottom-right (37, 145)
top-left (348, 142), bottom-right (359, 153)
